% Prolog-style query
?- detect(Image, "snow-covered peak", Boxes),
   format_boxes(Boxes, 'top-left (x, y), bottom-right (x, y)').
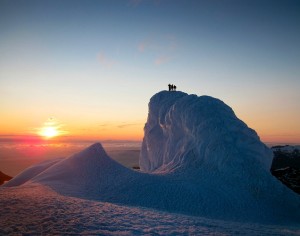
top-left (75, 142), bottom-right (109, 160)
top-left (140, 91), bottom-right (273, 173)
top-left (4, 143), bottom-right (124, 188)
top-left (272, 145), bottom-right (300, 153)
top-left (31, 142), bottom-right (123, 185)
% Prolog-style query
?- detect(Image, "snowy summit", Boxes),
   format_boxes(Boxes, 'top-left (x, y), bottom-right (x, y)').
top-left (140, 91), bottom-right (300, 222)
top-left (1, 91), bottom-right (300, 234)
top-left (141, 91), bottom-right (273, 173)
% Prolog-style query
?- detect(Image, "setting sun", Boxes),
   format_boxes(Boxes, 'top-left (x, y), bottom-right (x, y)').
top-left (37, 118), bottom-right (66, 139)
top-left (39, 126), bottom-right (58, 138)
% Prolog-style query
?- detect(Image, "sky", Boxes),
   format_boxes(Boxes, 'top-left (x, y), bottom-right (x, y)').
top-left (0, 0), bottom-right (300, 143)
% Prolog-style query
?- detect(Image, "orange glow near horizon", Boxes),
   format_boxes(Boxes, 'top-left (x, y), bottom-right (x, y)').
top-left (0, 115), bottom-right (299, 144)
top-left (67, 124), bottom-right (144, 141)
top-left (2, 125), bottom-right (299, 145)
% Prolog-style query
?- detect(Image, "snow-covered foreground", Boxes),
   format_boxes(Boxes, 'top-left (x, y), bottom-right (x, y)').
top-left (1, 184), bottom-right (299, 235)
top-left (1, 91), bottom-right (300, 234)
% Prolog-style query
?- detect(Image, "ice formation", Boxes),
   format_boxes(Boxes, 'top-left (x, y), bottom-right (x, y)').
top-left (3, 91), bottom-right (300, 224)
top-left (140, 91), bottom-right (273, 173)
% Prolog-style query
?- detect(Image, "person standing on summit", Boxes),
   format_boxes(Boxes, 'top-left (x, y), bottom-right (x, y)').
top-left (168, 84), bottom-right (176, 91)
top-left (168, 84), bottom-right (177, 91)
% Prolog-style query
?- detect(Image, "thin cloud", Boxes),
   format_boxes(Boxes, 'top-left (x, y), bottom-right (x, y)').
top-left (98, 124), bottom-right (109, 127)
top-left (138, 35), bottom-right (177, 65)
top-left (117, 123), bottom-right (142, 129)
top-left (97, 122), bottom-right (142, 130)
top-left (155, 55), bottom-right (172, 65)
top-left (97, 52), bottom-right (117, 68)
top-left (97, 123), bottom-right (111, 131)
top-left (138, 42), bottom-right (147, 52)
top-left (138, 35), bottom-right (177, 52)
top-left (138, 39), bottom-right (157, 52)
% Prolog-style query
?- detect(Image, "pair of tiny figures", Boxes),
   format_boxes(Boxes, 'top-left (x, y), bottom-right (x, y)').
top-left (168, 84), bottom-right (177, 91)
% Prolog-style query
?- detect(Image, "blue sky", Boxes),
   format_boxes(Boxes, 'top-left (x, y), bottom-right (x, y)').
top-left (0, 0), bottom-right (300, 142)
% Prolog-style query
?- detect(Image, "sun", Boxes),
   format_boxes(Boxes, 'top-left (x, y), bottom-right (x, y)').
top-left (39, 126), bottom-right (59, 138)
top-left (37, 117), bottom-right (67, 139)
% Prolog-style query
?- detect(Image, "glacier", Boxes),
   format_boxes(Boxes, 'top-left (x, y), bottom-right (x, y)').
top-left (1, 91), bottom-right (300, 234)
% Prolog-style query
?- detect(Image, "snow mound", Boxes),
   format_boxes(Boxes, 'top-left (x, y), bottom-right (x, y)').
top-left (3, 91), bottom-right (300, 224)
top-left (29, 143), bottom-right (132, 192)
top-left (3, 158), bottom-right (62, 187)
top-left (140, 91), bottom-right (272, 173)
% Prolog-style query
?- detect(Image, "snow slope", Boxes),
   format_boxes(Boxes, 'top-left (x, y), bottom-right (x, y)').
top-left (0, 171), bottom-right (12, 185)
top-left (3, 91), bottom-right (300, 225)
top-left (1, 184), bottom-right (299, 235)
top-left (4, 158), bottom-right (62, 187)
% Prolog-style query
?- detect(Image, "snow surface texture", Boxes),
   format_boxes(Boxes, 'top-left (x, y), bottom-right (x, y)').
top-left (2, 91), bottom-right (300, 230)
top-left (1, 184), bottom-right (299, 236)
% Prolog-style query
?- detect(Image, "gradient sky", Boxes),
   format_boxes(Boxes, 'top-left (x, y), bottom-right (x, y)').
top-left (1, 0), bottom-right (300, 143)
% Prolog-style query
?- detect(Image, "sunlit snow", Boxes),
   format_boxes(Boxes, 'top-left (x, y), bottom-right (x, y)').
top-left (1, 91), bottom-right (299, 235)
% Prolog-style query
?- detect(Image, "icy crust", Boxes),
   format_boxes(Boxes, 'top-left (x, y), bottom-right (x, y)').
top-left (140, 91), bottom-right (273, 173)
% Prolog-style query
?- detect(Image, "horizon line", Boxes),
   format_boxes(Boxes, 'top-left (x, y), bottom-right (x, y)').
top-left (0, 135), bottom-right (142, 143)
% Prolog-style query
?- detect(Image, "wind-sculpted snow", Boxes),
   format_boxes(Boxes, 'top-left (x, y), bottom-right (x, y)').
top-left (3, 91), bottom-right (300, 225)
top-left (140, 91), bottom-right (272, 173)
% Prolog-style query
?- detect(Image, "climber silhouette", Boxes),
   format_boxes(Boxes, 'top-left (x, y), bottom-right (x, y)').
top-left (168, 84), bottom-right (177, 91)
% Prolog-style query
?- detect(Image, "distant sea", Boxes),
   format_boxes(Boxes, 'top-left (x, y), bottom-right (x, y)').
top-left (0, 140), bottom-right (141, 177)
top-left (1, 139), bottom-right (299, 177)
